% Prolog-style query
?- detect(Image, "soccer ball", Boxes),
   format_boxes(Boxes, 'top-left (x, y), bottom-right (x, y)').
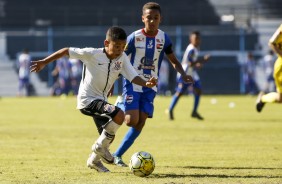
top-left (129, 151), bottom-right (155, 177)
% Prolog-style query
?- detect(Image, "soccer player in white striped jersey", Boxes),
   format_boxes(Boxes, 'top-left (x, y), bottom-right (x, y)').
top-left (30, 27), bottom-right (157, 173)
top-left (168, 31), bottom-right (210, 120)
top-left (112, 2), bottom-right (194, 167)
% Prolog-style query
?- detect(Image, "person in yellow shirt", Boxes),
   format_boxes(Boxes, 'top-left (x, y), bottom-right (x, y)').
top-left (256, 42), bottom-right (282, 112)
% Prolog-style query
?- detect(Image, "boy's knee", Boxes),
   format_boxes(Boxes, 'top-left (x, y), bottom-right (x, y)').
top-left (124, 115), bottom-right (138, 127)
top-left (113, 110), bottom-right (125, 125)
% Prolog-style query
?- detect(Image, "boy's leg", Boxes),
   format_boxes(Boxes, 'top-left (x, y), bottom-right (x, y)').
top-left (86, 117), bottom-right (110, 172)
top-left (93, 117), bottom-right (108, 135)
top-left (93, 117), bottom-right (122, 164)
top-left (113, 126), bottom-right (141, 166)
top-left (113, 91), bottom-right (153, 167)
top-left (191, 81), bottom-right (204, 120)
top-left (81, 100), bottom-right (123, 165)
top-left (256, 65), bottom-right (282, 112)
top-left (168, 82), bottom-right (187, 120)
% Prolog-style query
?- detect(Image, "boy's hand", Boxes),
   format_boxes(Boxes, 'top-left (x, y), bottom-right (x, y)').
top-left (182, 74), bottom-right (194, 84)
top-left (204, 54), bottom-right (210, 61)
top-left (146, 77), bottom-right (158, 88)
top-left (30, 60), bottom-right (47, 73)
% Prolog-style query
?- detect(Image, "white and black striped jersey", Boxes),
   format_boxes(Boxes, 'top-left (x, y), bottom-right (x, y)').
top-left (69, 47), bottom-right (138, 109)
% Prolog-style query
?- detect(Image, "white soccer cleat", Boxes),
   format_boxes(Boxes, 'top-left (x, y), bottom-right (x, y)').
top-left (92, 143), bottom-right (114, 164)
top-left (87, 157), bottom-right (110, 172)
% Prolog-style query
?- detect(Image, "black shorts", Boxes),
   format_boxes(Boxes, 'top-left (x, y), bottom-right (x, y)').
top-left (80, 99), bottom-right (121, 122)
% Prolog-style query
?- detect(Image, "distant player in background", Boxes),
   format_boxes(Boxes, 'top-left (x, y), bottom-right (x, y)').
top-left (112, 2), bottom-right (194, 167)
top-left (263, 50), bottom-right (276, 92)
top-left (157, 58), bottom-right (170, 95)
top-left (243, 52), bottom-right (258, 95)
top-left (256, 42), bottom-right (282, 112)
top-left (168, 31), bottom-right (209, 120)
top-left (51, 56), bottom-right (72, 95)
top-left (69, 58), bottom-right (82, 95)
top-left (17, 48), bottom-right (31, 96)
top-left (30, 27), bottom-right (157, 172)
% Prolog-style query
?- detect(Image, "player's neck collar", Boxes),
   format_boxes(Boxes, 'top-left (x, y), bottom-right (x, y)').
top-left (142, 28), bottom-right (158, 38)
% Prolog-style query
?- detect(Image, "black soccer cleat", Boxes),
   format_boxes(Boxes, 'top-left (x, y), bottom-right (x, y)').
top-left (191, 111), bottom-right (204, 120)
top-left (256, 101), bottom-right (265, 113)
top-left (169, 110), bottom-right (174, 120)
top-left (256, 92), bottom-right (265, 113)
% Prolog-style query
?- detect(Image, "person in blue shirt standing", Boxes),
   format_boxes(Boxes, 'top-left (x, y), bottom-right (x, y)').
top-left (168, 31), bottom-right (209, 120)
top-left (112, 2), bottom-right (194, 167)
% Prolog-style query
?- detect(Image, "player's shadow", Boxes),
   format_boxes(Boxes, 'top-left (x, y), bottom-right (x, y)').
top-left (150, 166), bottom-right (282, 179)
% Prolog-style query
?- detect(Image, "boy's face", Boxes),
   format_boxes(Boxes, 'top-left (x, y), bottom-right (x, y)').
top-left (190, 34), bottom-right (201, 47)
top-left (104, 39), bottom-right (127, 59)
top-left (142, 9), bottom-right (161, 34)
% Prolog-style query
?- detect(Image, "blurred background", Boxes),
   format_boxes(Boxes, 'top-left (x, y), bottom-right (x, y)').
top-left (0, 0), bottom-right (281, 96)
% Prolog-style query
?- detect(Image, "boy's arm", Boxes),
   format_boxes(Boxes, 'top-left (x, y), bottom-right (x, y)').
top-left (30, 48), bottom-right (69, 73)
top-left (131, 76), bottom-right (158, 88)
top-left (190, 54), bottom-right (210, 67)
top-left (166, 53), bottom-right (194, 84)
top-left (269, 42), bottom-right (282, 57)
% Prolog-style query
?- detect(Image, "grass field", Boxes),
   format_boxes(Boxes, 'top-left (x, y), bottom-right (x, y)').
top-left (0, 95), bottom-right (282, 184)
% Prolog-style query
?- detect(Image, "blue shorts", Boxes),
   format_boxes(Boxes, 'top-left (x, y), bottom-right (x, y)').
top-left (123, 90), bottom-right (156, 118)
top-left (176, 80), bottom-right (201, 93)
top-left (19, 77), bottom-right (29, 90)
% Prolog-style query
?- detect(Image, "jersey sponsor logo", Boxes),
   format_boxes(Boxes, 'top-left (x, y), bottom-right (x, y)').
top-left (136, 46), bottom-right (145, 49)
top-left (156, 38), bottom-right (164, 43)
top-left (114, 61), bottom-right (122, 70)
top-left (136, 37), bottom-right (145, 42)
top-left (138, 57), bottom-right (156, 71)
top-left (126, 95), bottom-right (133, 104)
top-left (104, 104), bottom-right (116, 113)
top-left (147, 40), bottom-right (154, 49)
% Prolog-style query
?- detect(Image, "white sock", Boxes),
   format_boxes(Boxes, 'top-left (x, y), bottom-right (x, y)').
top-left (104, 120), bottom-right (121, 135)
top-left (95, 121), bottom-right (120, 148)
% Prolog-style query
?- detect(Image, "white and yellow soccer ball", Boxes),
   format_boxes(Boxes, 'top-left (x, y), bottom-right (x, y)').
top-left (129, 151), bottom-right (155, 177)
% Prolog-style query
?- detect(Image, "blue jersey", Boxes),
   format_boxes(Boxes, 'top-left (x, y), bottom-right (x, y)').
top-left (124, 29), bottom-right (173, 93)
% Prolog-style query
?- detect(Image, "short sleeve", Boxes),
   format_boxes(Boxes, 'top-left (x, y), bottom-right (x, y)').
top-left (124, 33), bottom-right (135, 55)
top-left (187, 49), bottom-right (195, 62)
top-left (120, 54), bottom-right (138, 81)
top-left (69, 47), bottom-right (96, 64)
top-left (164, 33), bottom-right (173, 55)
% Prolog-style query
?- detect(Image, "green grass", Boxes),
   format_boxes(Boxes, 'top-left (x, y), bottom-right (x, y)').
top-left (0, 95), bottom-right (282, 184)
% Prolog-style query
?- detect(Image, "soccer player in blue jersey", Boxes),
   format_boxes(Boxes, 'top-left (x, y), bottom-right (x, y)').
top-left (168, 31), bottom-right (209, 120)
top-left (112, 2), bottom-right (194, 167)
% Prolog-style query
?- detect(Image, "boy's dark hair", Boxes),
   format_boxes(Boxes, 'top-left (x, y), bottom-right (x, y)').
top-left (190, 31), bottom-right (200, 37)
top-left (142, 2), bottom-right (161, 15)
top-left (106, 27), bottom-right (127, 41)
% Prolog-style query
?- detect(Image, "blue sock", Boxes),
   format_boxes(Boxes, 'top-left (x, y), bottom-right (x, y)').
top-left (169, 95), bottom-right (179, 111)
top-left (114, 127), bottom-right (140, 157)
top-left (193, 94), bottom-right (200, 112)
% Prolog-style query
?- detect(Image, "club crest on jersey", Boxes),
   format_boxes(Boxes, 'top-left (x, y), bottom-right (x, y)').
top-left (104, 104), bottom-right (115, 113)
top-left (157, 44), bottom-right (163, 49)
top-left (114, 61), bottom-right (122, 70)
top-left (147, 40), bottom-right (154, 49)
top-left (138, 57), bottom-right (156, 71)
top-left (126, 95), bottom-right (133, 104)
